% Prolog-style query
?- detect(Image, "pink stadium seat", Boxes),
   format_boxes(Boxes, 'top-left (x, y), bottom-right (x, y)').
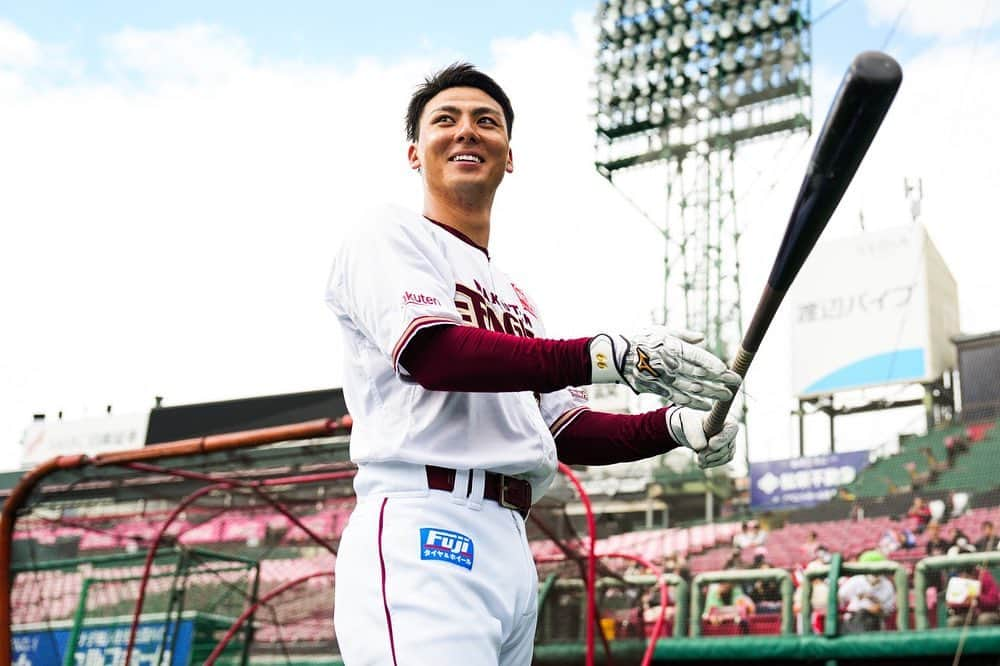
top-left (748, 614), bottom-right (782, 635)
top-left (701, 620), bottom-right (742, 636)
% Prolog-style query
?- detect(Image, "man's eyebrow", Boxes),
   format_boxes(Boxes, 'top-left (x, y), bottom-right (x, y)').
top-left (429, 105), bottom-right (504, 120)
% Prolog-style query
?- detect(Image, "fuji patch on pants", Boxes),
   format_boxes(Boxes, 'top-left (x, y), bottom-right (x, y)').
top-left (420, 527), bottom-right (474, 570)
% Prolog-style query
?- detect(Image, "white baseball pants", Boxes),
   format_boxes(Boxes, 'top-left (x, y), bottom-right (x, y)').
top-left (334, 464), bottom-right (538, 665)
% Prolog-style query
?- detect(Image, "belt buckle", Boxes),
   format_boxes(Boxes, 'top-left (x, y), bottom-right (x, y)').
top-left (499, 476), bottom-right (530, 515)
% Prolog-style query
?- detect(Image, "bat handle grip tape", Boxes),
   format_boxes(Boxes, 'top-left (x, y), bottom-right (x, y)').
top-left (703, 346), bottom-right (755, 437)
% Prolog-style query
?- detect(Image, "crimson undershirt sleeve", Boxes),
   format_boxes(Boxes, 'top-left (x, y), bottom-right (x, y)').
top-left (399, 323), bottom-right (681, 466)
top-left (554, 407), bottom-right (681, 466)
top-left (399, 323), bottom-right (592, 393)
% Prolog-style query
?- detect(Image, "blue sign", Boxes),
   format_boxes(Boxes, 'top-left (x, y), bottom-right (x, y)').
top-left (13, 619), bottom-right (194, 666)
top-left (750, 451), bottom-right (870, 510)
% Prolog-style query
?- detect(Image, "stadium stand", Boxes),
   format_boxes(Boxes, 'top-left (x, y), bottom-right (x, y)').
top-left (7, 406), bottom-right (1000, 664)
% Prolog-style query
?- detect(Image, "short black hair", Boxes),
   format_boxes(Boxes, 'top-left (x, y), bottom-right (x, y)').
top-left (405, 62), bottom-right (514, 142)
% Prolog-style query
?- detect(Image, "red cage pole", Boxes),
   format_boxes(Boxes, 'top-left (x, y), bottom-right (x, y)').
top-left (558, 462), bottom-right (598, 666)
top-left (601, 552), bottom-right (668, 666)
top-left (204, 571), bottom-right (335, 665)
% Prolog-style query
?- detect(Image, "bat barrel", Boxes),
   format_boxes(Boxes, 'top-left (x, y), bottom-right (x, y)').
top-left (767, 51), bottom-right (902, 294)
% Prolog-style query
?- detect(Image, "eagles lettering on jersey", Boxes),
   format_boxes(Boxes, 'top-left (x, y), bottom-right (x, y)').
top-left (455, 280), bottom-right (535, 337)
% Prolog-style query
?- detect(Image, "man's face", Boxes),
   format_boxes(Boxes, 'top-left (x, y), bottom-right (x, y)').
top-left (408, 86), bottom-right (513, 201)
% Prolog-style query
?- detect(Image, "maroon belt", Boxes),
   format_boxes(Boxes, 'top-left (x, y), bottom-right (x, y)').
top-left (425, 465), bottom-right (531, 518)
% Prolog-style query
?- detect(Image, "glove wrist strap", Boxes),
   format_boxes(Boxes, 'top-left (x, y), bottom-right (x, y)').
top-left (589, 334), bottom-right (631, 388)
top-left (665, 405), bottom-right (688, 448)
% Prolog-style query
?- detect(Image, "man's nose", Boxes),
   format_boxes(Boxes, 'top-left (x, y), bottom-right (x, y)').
top-left (455, 117), bottom-right (479, 142)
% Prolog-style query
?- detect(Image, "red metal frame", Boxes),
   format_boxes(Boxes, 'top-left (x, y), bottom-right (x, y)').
top-left (1, 417), bottom-right (349, 665)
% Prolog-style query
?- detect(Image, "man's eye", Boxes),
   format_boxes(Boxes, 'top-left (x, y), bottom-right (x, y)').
top-left (435, 115), bottom-right (454, 123)
top-left (480, 117), bottom-right (497, 125)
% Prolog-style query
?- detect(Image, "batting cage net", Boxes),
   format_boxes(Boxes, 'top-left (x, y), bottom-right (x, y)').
top-left (5, 415), bottom-right (1000, 665)
top-left (4, 418), bottom-right (354, 666)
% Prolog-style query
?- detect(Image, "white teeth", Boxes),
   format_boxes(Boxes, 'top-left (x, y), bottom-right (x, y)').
top-left (451, 155), bottom-right (482, 163)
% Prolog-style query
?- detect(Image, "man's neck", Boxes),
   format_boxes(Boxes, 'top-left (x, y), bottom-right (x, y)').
top-left (423, 192), bottom-right (493, 249)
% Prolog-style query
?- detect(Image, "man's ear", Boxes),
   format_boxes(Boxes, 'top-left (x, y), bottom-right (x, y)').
top-left (506, 148), bottom-right (514, 174)
top-left (408, 143), bottom-right (421, 171)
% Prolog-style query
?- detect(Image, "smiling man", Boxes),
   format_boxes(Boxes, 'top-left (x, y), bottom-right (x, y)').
top-left (326, 63), bottom-right (741, 665)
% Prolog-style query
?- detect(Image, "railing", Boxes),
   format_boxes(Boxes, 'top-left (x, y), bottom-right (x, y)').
top-left (913, 551), bottom-right (1000, 630)
top-left (799, 554), bottom-right (909, 635)
top-left (536, 573), bottom-right (689, 642)
top-left (689, 568), bottom-right (795, 636)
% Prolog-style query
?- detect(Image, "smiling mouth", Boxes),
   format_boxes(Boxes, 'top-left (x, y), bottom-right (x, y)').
top-left (449, 154), bottom-right (484, 164)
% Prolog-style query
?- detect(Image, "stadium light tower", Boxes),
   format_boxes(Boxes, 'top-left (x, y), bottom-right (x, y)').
top-left (594, 0), bottom-right (812, 468)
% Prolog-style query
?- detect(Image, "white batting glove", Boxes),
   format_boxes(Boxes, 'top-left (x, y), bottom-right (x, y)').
top-left (666, 406), bottom-right (739, 469)
top-left (589, 327), bottom-right (740, 411)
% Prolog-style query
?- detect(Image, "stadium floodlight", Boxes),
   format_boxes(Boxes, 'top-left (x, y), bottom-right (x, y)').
top-left (594, 0), bottom-right (811, 175)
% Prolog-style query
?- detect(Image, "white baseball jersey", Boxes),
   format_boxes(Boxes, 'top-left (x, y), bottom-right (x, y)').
top-left (325, 204), bottom-right (588, 501)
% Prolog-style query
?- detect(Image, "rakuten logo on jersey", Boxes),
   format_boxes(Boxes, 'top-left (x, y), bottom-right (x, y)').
top-left (402, 291), bottom-right (441, 307)
top-left (419, 527), bottom-right (474, 570)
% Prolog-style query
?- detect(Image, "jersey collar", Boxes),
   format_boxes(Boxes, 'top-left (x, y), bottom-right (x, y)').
top-left (423, 216), bottom-right (490, 259)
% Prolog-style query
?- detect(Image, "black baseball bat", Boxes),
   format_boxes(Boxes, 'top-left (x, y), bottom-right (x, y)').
top-left (704, 51), bottom-right (903, 436)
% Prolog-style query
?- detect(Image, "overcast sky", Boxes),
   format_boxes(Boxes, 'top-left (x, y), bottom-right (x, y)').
top-left (3, 0), bottom-right (999, 472)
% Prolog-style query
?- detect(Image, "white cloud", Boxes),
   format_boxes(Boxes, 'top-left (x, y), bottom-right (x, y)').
top-left (0, 19), bottom-right (40, 68)
top-left (104, 24), bottom-right (252, 85)
top-left (865, 0), bottom-right (1000, 39)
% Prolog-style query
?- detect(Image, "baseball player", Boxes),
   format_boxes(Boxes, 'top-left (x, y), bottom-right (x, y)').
top-left (326, 63), bottom-right (740, 665)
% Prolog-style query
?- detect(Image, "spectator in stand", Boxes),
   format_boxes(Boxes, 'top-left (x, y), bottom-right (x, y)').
top-left (975, 521), bottom-right (999, 552)
top-left (641, 586), bottom-right (675, 627)
top-left (879, 524), bottom-right (916, 555)
top-left (948, 527), bottom-right (977, 555)
top-left (926, 522), bottom-right (949, 557)
top-left (733, 521), bottom-right (750, 550)
top-left (750, 558), bottom-right (783, 613)
top-left (838, 551), bottom-right (896, 633)
top-left (898, 526), bottom-right (917, 550)
top-left (907, 497), bottom-right (932, 534)
top-left (747, 519), bottom-right (768, 547)
top-left (946, 565), bottom-right (1000, 627)
top-left (944, 433), bottom-right (969, 468)
top-left (703, 580), bottom-right (756, 631)
top-left (801, 530), bottom-right (820, 563)
top-left (793, 546), bottom-right (832, 634)
top-left (723, 549), bottom-right (743, 571)
top-left (904, 461), bottom-right (931, 490)
top-left (733, 522), bottom-right (753, 551)
top-left (879, 527), bottom-right (900, 555)
top-left (849, 501), bottom-right (865, 522)
top-left (949, 491), bottom-right (971, 520)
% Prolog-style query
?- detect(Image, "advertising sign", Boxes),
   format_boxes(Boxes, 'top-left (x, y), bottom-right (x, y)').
top-left (13, 619), bottom-right (194, 666)
top-left (20, 412), bottom-right (149, 467)
top-left (789, 224), bottom-right (959, 397)
top-left (750, 451), bottom-right (870, 510)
